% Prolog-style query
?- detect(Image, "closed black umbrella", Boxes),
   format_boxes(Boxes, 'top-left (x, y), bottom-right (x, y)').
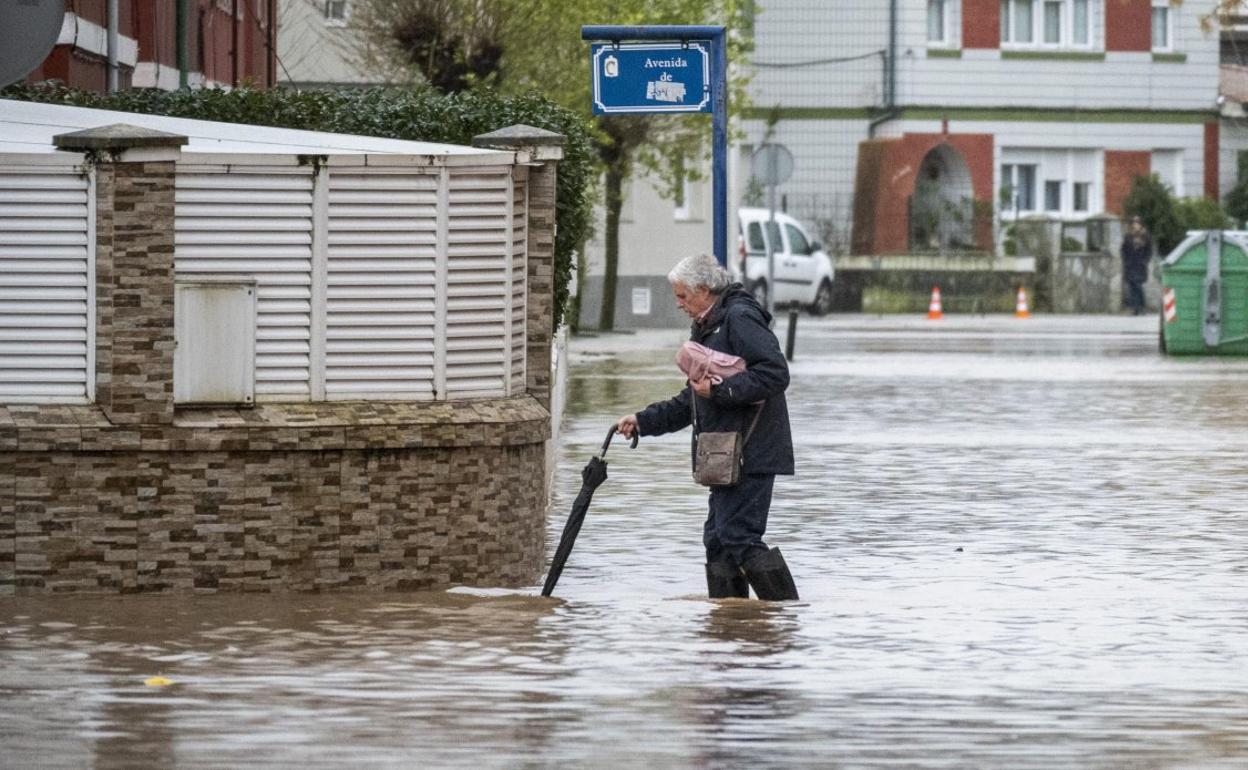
top-left (541, 426), bottom-right (637, 597)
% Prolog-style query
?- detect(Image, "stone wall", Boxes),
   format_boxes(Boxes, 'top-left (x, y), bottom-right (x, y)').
top-left (0, 399), bottom-right (548, 594)
top-left (0, 123), bottom-right (563, 596)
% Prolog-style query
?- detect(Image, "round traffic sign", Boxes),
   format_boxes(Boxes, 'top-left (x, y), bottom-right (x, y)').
top-left (750, 143), bottom-right (794, 186)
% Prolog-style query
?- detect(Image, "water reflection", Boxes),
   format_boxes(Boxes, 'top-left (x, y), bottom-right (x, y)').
top-left (5, 317), bottom-right (1248, 767)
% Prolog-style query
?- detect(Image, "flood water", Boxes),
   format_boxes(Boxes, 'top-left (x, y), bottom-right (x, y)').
top-left (4, 315), bottom-right (1248, 768)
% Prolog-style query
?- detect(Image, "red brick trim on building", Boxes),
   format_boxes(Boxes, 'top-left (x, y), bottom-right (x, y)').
top-left (852, 133), bottom-right (995, 255)
top-left (1106, 0), bottom-right (1151, 52)
top-left (1104, 150), bottom-right (1152, 215)
top-left (962, 0), bottom-right (1001, 49)
top-left (1205, 122), bottom-right (1220, 200)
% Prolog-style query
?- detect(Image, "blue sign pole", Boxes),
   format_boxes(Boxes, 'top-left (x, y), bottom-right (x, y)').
top-left (581, 25), bottom-right (728, 267)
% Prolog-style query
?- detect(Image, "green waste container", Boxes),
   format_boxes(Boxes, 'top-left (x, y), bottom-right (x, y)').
top-left (1159, 230), bottom-right (1248, 356)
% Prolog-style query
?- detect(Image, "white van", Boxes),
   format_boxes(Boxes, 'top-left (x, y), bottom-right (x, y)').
top-left (734, 208), bottom-right (835, 315)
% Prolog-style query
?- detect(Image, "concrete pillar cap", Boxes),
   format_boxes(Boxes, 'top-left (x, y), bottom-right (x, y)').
top-left (54, 124), bottom-right (188, 162)
top-left (473, 124), bottom-right (565, 161)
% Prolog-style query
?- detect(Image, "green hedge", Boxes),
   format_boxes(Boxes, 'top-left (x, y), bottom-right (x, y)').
top-left (1, 83), bottom-right (595, 331)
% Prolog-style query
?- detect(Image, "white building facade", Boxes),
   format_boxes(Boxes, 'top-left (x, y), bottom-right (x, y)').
top-left (742, 0), bottom-right (1220, 257)
top-left (277, 0), bottom-right (379, 88)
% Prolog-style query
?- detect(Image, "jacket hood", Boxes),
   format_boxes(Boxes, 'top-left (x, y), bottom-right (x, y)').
top-left (696, 283), bottom-right (770, 332)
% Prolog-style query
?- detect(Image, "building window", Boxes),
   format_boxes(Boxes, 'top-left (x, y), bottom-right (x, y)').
top-left (1073, 0), bottom-right (1089, 45)
top-left (674, 174), bottom-right (692, 220)
top-left (673, 160), bottom-right (700, 221)
top-left (1003, 149), bottom-right (1100, 218)
top-left (1152, 1), bottom-right (1172, 51)
top-left (928, 0), bottom-right (948, 45)
top-left (1001, 0), bottom-right (1092, 48)
top-left (1043, 0), bottom-right (1062, 44)
top-left (325, 0), bottom-right (348, 23)
top-left (1073, 182), bottom-right (1090, 212)
top-left (1045, 180), bottom-right (1063, 212)
top-left (1002, 163), bottom-right (1038, 212)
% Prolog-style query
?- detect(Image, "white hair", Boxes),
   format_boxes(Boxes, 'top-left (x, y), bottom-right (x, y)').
top-left (667, 254), bottom-right (732, 293)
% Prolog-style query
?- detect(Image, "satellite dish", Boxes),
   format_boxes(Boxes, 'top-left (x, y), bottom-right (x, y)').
top-left (0, 0), bottom-right (66, 88)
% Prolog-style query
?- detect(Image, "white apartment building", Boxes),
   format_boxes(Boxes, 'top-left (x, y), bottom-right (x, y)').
top-left (742, 0), bottom-right (1219, 255)
top-left (277, 0), bottom-right (379, 88)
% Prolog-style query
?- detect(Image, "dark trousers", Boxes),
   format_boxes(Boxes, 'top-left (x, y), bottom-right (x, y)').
top-left (1124, 276), bottom-right (1146, 314)
top-left (704, 473), bottom-right (774, 568)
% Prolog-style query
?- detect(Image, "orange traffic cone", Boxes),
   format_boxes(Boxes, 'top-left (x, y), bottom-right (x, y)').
top-left (927, 286), bottom-right (943, 320)
top-left (1014, 287), bottom-right (1031, 319)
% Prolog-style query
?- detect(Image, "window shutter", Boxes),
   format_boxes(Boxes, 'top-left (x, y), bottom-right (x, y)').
top-left (175, 168), bottom-right (314, 400)
top-left (444, 168), bottom-right (511, 399)
top-left (325, 170), bottom-right (438, 399)
top-left (0, 168), bottom-right (91, 401)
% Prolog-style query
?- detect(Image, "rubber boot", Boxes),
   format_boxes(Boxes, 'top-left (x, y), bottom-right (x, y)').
top-left (742, 547), bottom-right (799, 601)
top-left (706, 560), bottom-right (749, 599)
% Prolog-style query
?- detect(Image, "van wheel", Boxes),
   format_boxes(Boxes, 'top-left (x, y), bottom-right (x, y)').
top-left (810, 280), bottom-right (834, 316)
top-left (751, 279), bottom-right (769, 309)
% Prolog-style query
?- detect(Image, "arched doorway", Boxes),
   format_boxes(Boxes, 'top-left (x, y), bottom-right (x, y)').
top-left (910, 144), bottom-right (975, 252)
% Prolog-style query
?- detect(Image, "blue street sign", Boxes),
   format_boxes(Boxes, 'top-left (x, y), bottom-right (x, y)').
top-left (590, 42), bottom-right (712, 115)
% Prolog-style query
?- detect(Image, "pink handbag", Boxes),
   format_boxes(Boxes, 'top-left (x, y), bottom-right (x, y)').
top-left (676, 340), bottom-right (747, 385)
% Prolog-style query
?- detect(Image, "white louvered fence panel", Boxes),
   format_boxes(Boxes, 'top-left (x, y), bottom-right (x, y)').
top-left (445, 168), bottom-right (511, 399)
top-left (326, 171), bottom-right (439, 399)
top-left (510, 174), bottom-right (527, 394)
top-left (175, 169), bottom-right (314, 400)
top-left (0, 168), bottom-right (91, 401)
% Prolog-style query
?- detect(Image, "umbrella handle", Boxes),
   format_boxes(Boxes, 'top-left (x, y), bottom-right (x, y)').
top-left (600, 426), bottom-right (639, 458)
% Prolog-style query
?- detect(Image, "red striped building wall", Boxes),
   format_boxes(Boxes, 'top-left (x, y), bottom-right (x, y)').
top-left (22, 0), bottom-right (275, 91)
top-left (1106, 0), bottom-right (1152, 52)
top-left (962, 0), bottom-right (1002, 49)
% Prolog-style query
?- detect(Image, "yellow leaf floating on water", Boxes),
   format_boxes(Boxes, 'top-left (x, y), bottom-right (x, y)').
top-left (144, 676), bottom-right (174, 687)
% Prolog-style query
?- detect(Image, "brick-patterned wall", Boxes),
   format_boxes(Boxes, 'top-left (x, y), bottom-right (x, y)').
top-left (525, 162), bottom-right (557, 410)
top-left (1104, 150), bottom-right (1152, 215)
top-left (0, 398), bottom-right (550, 595)
top-left (96, 160), bottom-right (177, 426)
top-left (1106, 0), bottom-right (1152, 53)
top-left (962, 0), bottom-right (1001, 49)
top-left (1205, 122), bottom-right (1220, 200)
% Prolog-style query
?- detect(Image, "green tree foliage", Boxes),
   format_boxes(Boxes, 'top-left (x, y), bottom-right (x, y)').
top-left (2, 82), bottom-right (594, 331)
top-left (346, 0), bottom-right (755, 330)
top-left (1175, 196), bottom-right (1233, 233)
top-left (1123, 174), bottom-right (1184, 255)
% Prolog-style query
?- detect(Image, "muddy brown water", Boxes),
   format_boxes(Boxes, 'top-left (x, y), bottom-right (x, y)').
top-left (4, 316), bottom-right (1248, 768)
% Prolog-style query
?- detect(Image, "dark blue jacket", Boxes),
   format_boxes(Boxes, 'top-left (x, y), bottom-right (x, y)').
top-left (635, 284), bottom-right (795, 476)
top-left (1121, 232), bottom-right (1152, 282)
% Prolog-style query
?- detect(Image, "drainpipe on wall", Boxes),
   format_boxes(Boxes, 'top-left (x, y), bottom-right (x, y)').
top-left (107, 0), bottom-right (119, 92)
top-left (231, 0), bottom-right (240, 87)
top-left (868, 0), bottom-right (900, 138)
top-left (267, 0), bottom-right (277, 87)
top-left (176, 0), bottom-right (189, 88)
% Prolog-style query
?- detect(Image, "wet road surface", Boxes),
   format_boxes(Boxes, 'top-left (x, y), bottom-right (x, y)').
top-left (4, 315), bottom-right (1248, 768)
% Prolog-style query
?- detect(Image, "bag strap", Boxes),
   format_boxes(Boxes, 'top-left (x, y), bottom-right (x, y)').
top-left (691, 389), bottom-right (765, 446)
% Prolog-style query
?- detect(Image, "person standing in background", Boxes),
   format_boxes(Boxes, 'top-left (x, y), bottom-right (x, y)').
top-left (1121, 216), bottom-right (1153, 316)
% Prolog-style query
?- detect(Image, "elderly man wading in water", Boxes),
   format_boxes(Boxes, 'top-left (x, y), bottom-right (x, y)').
top-left (616, 254), bottom-right (799, 601)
